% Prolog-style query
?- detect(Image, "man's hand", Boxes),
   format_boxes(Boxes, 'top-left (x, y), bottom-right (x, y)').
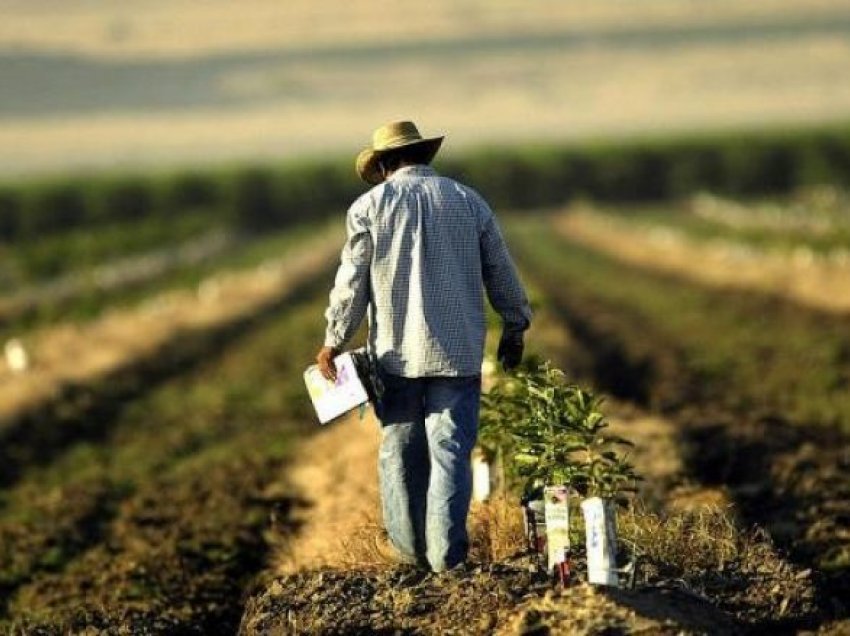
top-left (316, 346), bottom-right (339, 381)
top-left (497, 331), bottom-right (524, 371)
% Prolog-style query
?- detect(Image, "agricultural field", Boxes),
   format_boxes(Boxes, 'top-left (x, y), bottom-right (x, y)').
top-left (4, 0), bottom-right (850, 632)
top-left (2, 179), bottom-right (849, 634)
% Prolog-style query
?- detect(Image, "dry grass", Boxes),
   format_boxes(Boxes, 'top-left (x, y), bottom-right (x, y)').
top-left (494, 502), bottom-right (814, 634)
top-left (469, 496), bottom-right (527, 564)
top-left (470, 492), bottom-right (789, 595)
top-left (278, 486), bottom-right (527, 571)
top-left (319, 491), bottom-right (771, 580)
top-left (621, 502), bottom-right (817, 621)
top-left (619, 502), bottom-right (743, 574)
top-left (469, 494), bottom-right (758, 580)
top-left (336, 515), bottom-right (397, 571)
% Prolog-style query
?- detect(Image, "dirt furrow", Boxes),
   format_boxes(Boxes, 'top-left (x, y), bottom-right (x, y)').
top-left (0, 227), bottom-right (340, 424)
top-left (0, 230), bottom-right (341, 487)
top-left (7, 449), bottom-right (297, 635)
top-left (0, 478), bottom-right (127, 616)
top-left (0, 228), bottom-right (238, 329)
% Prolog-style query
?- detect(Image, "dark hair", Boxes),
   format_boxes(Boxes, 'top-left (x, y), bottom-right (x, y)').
top-left (378, 143), bottom-right (434, 174)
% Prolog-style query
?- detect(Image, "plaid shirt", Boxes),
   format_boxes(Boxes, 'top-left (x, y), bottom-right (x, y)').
top-left (324, 165), bottom-right (531, 377)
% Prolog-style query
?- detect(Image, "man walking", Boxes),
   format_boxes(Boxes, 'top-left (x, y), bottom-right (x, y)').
top-left (316, 121), bottom-right (532, 572)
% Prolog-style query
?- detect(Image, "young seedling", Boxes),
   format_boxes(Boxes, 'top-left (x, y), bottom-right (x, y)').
top-left (480, 363), bottom-right (641, 500)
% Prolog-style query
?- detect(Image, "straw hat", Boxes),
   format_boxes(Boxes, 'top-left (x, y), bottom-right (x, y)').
top-left (356, 121), bottom-right (444, 185)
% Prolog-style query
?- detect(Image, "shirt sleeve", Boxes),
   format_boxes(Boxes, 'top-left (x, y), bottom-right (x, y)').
top-left (324, 199), bottom-right (373, 349)
top-left (478, 202), bottom-right (533, 336)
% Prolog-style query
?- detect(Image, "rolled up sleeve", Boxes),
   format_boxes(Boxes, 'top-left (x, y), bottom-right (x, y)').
top-left (324, 201), bottom-right (373, 349)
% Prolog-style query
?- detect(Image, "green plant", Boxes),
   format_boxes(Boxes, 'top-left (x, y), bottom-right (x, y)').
top-left (480, 363), bottom-right (641, 500)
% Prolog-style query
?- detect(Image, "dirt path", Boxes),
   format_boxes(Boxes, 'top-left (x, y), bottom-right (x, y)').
top-left (557, 207), bottom-right (850, 314)
top-left (271, 410), bottom-right (384, 574)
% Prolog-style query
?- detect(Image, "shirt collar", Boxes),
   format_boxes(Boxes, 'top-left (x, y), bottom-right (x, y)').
top-left (389, 164), bottom-right (437, 180)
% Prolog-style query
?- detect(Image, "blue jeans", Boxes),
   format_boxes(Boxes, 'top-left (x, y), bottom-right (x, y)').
top-left (375, 373), bottom-right (481, 572)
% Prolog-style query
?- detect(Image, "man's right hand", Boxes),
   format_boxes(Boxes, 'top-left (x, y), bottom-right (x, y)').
top-left (316, 346), bottom-right (339, 381)
top-left (497, 331), bottom-right (524, 371)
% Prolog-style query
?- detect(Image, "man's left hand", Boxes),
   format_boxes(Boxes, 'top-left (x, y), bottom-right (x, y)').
top-left (497, 331), bottom-right (524, 371)
top-left (316, 346), bottom-right (339, 381)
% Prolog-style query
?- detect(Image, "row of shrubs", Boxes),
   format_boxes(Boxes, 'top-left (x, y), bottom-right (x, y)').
top-left (0, 162), bottom-right (362, 241)
top-left (2, 124), bottom-right (849, 242)
top-left (443, 125), bottom-right (850, 208)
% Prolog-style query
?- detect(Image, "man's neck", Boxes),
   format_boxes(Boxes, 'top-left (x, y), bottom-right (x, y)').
top-left (386, 162), bottom-right (427, 179)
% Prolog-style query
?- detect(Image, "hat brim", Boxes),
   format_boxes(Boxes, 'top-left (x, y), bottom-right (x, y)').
top-left (356, 136), bottom-right (444, 186)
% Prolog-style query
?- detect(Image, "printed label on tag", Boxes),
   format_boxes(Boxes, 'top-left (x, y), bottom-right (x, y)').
top-left (544, 485), bottom-right (570, 570)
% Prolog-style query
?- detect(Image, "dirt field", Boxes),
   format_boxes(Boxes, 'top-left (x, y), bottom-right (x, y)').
top-left (2, 0), bottom-right (850, 176)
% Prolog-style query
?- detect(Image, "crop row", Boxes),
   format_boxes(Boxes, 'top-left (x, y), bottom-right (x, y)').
top-left (2, 123), bottom-right (850, 242)
top-left (0, 211), bottom-right (216, 289)
top-left (0, 163), bottom-right (359, 243)
top-left (507, 215), bottom-right (850, 584)
top-left (0, 220), bottom-right (331, 343)
top-left (592, 190), bottom-right (850, 256)
top-left (509, 215), bottom-right (850, 429)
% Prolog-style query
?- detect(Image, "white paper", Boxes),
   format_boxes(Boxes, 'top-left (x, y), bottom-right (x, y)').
top-left (304, 352), bottom-right (369, 424)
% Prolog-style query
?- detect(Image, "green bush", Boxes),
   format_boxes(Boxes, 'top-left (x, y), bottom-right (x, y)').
top-left (167, 172), bottom-right (220, 212)
top-left (480, 363), bottom-right (641, 499)
top-left (0, 188), bottom-right (21, 240)
top-left (24, 183), bottom-right (89, 236)
top-left (99, 178), bottom-right (157, 222)
top-left (230, 168), bottom-right (278, 231)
